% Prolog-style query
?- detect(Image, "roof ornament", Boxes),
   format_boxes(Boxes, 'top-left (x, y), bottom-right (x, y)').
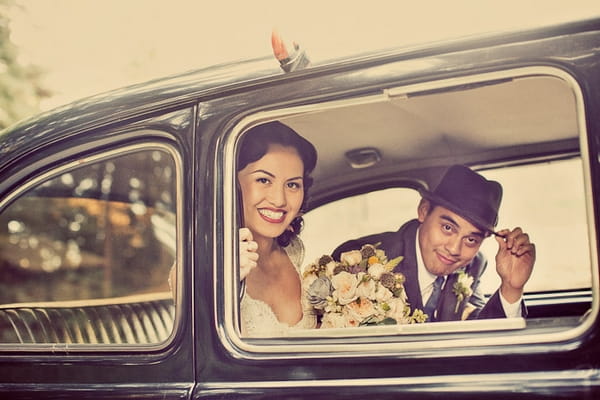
top-left (271, 29), bottom-right (311, 73)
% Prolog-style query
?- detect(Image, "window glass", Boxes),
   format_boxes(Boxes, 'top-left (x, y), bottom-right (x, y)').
top-left (0, 148), bottom-right (177, 345)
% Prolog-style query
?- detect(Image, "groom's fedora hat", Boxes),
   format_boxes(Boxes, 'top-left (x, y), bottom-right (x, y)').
top-left (420, 165), bottom-right (502, 233)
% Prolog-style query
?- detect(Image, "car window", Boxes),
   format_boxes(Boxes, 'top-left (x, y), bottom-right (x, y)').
top-left (0, 147), bottom-right (177, 345)
top-left (225, 66), bottom-right (594, 355)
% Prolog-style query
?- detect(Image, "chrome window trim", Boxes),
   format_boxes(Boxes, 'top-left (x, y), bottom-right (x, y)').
top-left (197, 368), bottom-right (598, 392)
top-left (0, 138), bottom-right (183, 353)
top-left (220, 65), bottom-right (596, 359)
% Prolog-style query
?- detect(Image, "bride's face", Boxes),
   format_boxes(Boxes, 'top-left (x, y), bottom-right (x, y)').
top-left (237, 144), bottom-right (305, 241)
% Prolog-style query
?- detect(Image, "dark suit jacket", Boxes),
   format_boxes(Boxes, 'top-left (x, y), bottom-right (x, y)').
top-left (332, 219), bottom-right (526, 321)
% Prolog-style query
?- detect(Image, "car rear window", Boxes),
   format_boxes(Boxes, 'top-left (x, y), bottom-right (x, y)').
top-left (0, 145), bottom-right (178, 346)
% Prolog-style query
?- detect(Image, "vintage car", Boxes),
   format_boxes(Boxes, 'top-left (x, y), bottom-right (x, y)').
top-left (0, 14), bottom-right (599, 399)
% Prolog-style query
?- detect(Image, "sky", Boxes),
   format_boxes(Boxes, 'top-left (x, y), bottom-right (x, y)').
top-left (8, 0), bottom-right (600, 112)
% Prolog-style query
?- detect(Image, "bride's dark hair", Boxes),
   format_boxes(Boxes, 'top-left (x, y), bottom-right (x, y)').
top-left (237, 121), bottom-right (318, 247)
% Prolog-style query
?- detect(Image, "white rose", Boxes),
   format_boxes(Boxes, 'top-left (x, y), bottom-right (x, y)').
top-left (345, 298), bottom-right (378, 322)
top-left (321, 312), bottom-right (353, 329)
top-left (340, 250), bottom-right (362, 266)
top-left (368, 263), bottom-right (386, 279)
top-left (330, 271), bottom-right (359, 305)
top-left (373, 284), bottom-right (394, 303)
top-left (356, 274), bottom-right (377, 300)
top-left (341, 307), bottom-right (361, 328)
top-left (385, 297), bottom-right (409, 323)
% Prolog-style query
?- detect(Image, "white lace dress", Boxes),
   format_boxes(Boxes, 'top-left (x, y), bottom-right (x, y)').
top-left (240, 237), bottom-right (317, 337)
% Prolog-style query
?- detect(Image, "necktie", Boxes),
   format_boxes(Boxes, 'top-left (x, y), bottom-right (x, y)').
top-left (423, 276), bottom-right (445, 322)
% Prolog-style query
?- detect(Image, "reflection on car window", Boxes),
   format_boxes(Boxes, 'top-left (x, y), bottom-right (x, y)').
top-left (0, 148), bottom-right (176, 345)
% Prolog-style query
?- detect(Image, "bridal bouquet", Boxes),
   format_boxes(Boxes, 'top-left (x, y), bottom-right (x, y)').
top-left (302, 243), bottom-right (427, 328)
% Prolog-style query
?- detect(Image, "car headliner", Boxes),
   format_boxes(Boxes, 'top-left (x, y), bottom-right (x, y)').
top-left (280, 74), bottom-right (579, 206)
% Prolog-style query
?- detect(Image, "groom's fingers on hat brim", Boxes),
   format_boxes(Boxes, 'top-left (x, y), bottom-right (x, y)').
top-left (502, 231), bottom-right (535, 258)
top-left (494, 234), bottom-right (508, 249)
top-left (494, 228), bottom-right (534, 255)
top-left (500, 227), bottom-right (525, 249)
top-left (494, 228), bottom-right (512, 237)
top-left (493, 229), bottom-right (513, 248)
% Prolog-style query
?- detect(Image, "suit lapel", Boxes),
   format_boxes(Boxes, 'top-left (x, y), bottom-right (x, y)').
top-left (399, 257), bottom-right (422, 310)
top-left (391, 220), bottom-right (423, 310)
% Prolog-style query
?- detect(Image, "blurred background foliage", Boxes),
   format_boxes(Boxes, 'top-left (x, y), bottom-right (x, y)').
top-left (0, 0), bottom-right (49, 130)
top-left (0, 150), bottom-right (176, 304)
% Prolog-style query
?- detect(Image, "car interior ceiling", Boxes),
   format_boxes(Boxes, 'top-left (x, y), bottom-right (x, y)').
top-left (281, 74), bottom-right (579, 203)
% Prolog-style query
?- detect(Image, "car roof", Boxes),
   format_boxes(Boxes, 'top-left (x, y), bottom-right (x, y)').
top-left (0, 16), bottom-right (596, 205)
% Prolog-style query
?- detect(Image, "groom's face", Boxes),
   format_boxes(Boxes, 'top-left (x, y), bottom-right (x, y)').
top-left (417, 200), bottom-right (486, 276)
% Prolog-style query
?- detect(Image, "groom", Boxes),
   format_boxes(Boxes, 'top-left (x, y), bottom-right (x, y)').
top-left (332, 165), bottom-right (536, 321)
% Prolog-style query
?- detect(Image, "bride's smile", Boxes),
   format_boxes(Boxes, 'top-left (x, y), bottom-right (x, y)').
top-left (258, 208), bottom-right (286, 223)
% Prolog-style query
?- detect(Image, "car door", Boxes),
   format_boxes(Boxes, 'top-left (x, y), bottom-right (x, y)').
top-left (192, 20), bottom-right (600, 399)
top-left (0, 107), bottom-right (195, 399)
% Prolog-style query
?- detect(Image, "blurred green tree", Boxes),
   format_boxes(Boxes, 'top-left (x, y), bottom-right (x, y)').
top-left (0, 0), bottom-right (49, 130)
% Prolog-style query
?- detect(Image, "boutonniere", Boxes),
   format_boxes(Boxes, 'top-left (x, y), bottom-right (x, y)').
top-left (452, 271), bottom-right (474, 313)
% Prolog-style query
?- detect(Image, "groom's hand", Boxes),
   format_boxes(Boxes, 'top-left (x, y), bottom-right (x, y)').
top-left (240, 227), bottom-right (259, 280)
top-left (494, 227), bottom-right (536, 303)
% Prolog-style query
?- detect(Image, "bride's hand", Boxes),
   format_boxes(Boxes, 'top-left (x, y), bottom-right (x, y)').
top-left (240, 227), bottom-right (258, 280)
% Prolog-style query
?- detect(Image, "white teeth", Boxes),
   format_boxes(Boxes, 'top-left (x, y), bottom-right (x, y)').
top-left (259, 209), bottom-right (284, 219)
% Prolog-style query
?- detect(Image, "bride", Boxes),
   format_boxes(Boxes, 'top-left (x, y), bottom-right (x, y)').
top-left (237, 121), bottom-right (318, 337)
